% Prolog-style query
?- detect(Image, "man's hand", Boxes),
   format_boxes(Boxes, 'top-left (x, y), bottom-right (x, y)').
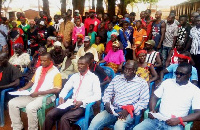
top-left (59, 97), bottom-right (65, 105)
top-left (18, 88), bottom-right (25, 91)
top-left (157, 44), bottom-right (161, 50)
top-left (73, 101), bottom-right (83, 109)
top-left (166, 118), bottom-right (180, 126)
top-left (105, 102), bottom-right (113, 114)
top-left (30, 92), bottom-right (39, 98)
top-left (118, 109), bottom-right (129, 119)
top-left (148, 110), bottom-right (156, 119)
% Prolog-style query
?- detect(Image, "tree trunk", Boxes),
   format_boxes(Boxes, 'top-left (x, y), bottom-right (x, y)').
top-left (43, 0), bottom-right (50, 16)
top-left (0, 0), bottom-right (2, 17)
top-left (96, 0), bottom-right (104, 14)
top-left (92, 0), bottom-right (95, 9)
top-left (120, 0), bottom-right (127, 15)
top-left (72, 0), bottom-right (85, 16)
top-left (61, 0), bottom-right (66, 16)
top-left (107, 0), bottom-right (115, 17)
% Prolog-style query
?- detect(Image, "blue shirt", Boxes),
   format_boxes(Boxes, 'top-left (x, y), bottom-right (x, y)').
top-left (166, 64), bottom-right (198, 81)
top-left (102, 75), bottom-right (149, 115)
top-left (119, 26), bottom-right (133, 49)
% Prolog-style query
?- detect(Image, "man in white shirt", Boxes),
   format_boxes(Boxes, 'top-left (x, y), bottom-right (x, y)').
top-left (43, 56), bottom-right (101, 130)
top-left (8, 53), bottom-right (62, 130)
top-left (134, 62), bottom-right (200, 130)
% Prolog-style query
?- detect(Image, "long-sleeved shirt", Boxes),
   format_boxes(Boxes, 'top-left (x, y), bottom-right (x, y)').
top-left (72, 25), bottom-right (85, 44)
top-left (59, 70), bottom-right (101, 108)
top-left (102, 75), bottom-right (149, 115)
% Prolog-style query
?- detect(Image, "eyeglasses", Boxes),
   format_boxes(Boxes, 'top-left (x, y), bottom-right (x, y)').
top-left (174, 71), bottom-right (188, 77)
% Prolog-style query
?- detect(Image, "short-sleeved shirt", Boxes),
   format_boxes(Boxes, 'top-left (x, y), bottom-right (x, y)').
top-left (31, 66), bottom-right (62, 92)
top-left (91, 43), bottom-right (105, 54)
top-left (84, 17), bottom-right (100, 33)
top-left (46, 25), bottom-right (56, 38)
top-left (88, 31), bottom-right (97, 46)
top-left (154, 79), bottom-right (200, 118)
top-left (189, 26), bottom-right (200, 55)
top-left (133, 28), bottom-right (147, 49)
top-left (163, 22), bottom-right (178, 47)
top-left (166, 64), bottom-right (198, 81)
top-left (177, 25), bottom-right (191, 43)
top-left (76, 47), bottom-right (99, 62)
top-left (104, 50), bottom-right (125, 65)
top-left (18, 24), bottom-right (30, 41)
top-left (0, 63), bottom-right (22, 86)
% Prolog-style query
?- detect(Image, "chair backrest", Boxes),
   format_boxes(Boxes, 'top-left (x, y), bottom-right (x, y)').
top-left (101, 66), bottom-right (115, 80)
top-left (163, 72), bottom-right (173, 81)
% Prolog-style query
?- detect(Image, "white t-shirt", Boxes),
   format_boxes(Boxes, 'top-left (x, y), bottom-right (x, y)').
top-left (154, 79), bottom-right (200, 118)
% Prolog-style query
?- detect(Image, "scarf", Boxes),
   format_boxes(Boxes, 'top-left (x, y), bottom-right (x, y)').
top-left (34, 62), bottom-right (53, 92)
top-left (35, 56), bottom-right (41, 68)
top-left (0, 72), bottom-right (2, 81)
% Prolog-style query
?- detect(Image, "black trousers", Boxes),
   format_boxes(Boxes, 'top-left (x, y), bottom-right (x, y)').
top-left (43, 106), bottom-right (85, 130)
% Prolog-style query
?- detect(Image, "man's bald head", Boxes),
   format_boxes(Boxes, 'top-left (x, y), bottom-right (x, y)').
top-left (155, 10), bottom-right (162, 20)
top-left (126, 60), bottom-right (138, 71)
top-left (124, 60), bottom-right (138, 81)
top-left (191, 12), bottom-right (199, 24)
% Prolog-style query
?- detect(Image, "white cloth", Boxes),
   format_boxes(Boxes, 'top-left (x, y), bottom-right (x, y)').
top-left (190, 26), bottom-right (200, 55)
top-left (154, 79), bottom-right (200, 118)
top-left (59, 70), bottom-right (101, 108)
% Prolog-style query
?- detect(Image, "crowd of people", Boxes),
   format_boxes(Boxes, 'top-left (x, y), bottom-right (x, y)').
top-left (1, 7), bottom-right (200, 130)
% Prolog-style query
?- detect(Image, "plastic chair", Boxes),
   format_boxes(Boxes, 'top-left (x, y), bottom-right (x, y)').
top-left (163, 72), bottom-right (173, 81)
top-left (0, 88), bottom-right (16, 127)
top-left (20, 89), bottom-right (55, 130)
top-left (55, 88), bottom-right (96, 130)
top-left (101, 66), bottom-right (115, 80)
top-left (144, 99), bottom-right (193, 130)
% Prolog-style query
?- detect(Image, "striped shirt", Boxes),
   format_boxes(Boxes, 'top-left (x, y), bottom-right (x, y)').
top-left (102, 75), bottom-right (149, 115)
top-left (145, 51), bottom-right (159, 65)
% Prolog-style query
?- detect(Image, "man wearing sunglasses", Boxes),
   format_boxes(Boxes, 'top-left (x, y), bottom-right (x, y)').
top-left (134, 62), bottom-right (200, 130)
top-left (160, 51), bottom-right (198, 86)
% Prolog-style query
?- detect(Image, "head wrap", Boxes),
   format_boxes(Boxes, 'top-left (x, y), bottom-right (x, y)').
top-left (111, 32), bottom-right (119, 38)
top-left (89, 9), bottom-right (95, 13)
top-left (29, 21), bottom-right (36, 25)
top-left (47, 36), bottom-right (57, 45)
top-left (57, 33), bottom-right (63, 38)
top-left (77, 34), bottom-right (84, 39)
top-left (38, 33), bottom-right (45, 39)
top-left (136, 50), bottom-right (147, 57)
top-left (84, 36), bottom-right (90, 42)
top-left (112, 40), bottom-right (120, 47)
top-left (54, 41), bottom-right (61, 47)
top-left (39, 21), bottom-right (45, 26)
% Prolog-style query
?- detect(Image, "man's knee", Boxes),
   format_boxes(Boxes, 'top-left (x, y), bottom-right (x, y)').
top-left (8, 98), bottom-right (16, 108)
top-left (60, 115), bottom-right (68, 124)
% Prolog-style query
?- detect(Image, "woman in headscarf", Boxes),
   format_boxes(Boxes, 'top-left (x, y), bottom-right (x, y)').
top-left (9, 43), bottom-right (30, 72)
top-left (9, 21), bottom-right (24, 56)
top-left (98, 40), bottom-right (125, 73)
top-left (45, 36), bottom-right (56, 52)
top-left (135, 49), bottom-right (158, 85)
top-left (74, 34), bottom-right (84, 53)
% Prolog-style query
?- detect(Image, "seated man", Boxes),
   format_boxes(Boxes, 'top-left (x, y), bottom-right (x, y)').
top-left (134, 63), bottom-right (200, 130)
top-left (76, 36), bottom-right (99, 62)
top-left (0, 52), bottom-right (21, 90)
top-left (43, 56), bottom-right (101, 130)
top-left (8, 52), bottom-right (62, 130)
top-left (88, 60), bottom-right (149, 130)
top-left (84, 52), bottom-right (110, 90)
top-left (160, 51), bottom-right (198, 86)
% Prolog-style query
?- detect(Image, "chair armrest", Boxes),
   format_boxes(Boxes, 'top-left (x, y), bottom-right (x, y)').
top-left (84, 102), bottom-right (96, 128)
top-left (185, 121), bottom-right (193, 130)
top-left (99, 63), bottom-right (106, 66)
top-left (56, 89), bottom-right (74, 106)
top-left (42, 94), bottom-right (54, 109)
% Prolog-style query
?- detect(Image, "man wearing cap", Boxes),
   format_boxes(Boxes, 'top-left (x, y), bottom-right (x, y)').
top-left (9, 52), bottom-right (62, 130)
top-left (76, 36), bottom-right (99, 62)
top-left (84, 9), bottom-right (100, 35)
top-left (59, 10), bottom-right (74, 44)
top-left (134, 62), bottom-right (200, 130)
top-left (162, 14), bottom-right (178, 67)
top-left (145, 40), bottom-right (162, 68)
top-left (50, 41), bottom-right (65, 67)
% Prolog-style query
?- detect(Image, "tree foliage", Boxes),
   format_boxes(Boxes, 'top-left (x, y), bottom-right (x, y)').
top-left (125, 0), bottom-right (159, 5)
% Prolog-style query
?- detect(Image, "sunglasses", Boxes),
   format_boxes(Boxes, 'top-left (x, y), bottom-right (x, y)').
top-left (174, 71), bottom-right (188, 77)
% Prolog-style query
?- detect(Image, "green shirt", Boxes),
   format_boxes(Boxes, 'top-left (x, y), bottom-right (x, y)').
top-left (88, 31), bottom-right (97, 46)
top-left (18, 24), bottom-right (30, 41)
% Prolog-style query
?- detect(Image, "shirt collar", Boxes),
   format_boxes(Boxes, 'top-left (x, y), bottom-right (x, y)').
top-left (119, 74), bottom-right (140, 82)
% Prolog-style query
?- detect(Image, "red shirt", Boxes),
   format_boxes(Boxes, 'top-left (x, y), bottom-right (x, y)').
top-left (141, 17), bottom-right (153, 41)
top-left (84, 17), bottom-right (100, 34)
top-left (105, 40), bottom-right (113, 54)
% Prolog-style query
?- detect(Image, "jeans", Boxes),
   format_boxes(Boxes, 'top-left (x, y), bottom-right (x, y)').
top-left (133, 118), bottom-right (183, 130)
top-left (162, 46), bottom-right (172, 67)
top-left (88, 110), bottom-right (134, 130)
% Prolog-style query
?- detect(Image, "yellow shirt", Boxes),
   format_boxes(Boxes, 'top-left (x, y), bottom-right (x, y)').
top-left (91, 43), bottom-right (105, 54)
